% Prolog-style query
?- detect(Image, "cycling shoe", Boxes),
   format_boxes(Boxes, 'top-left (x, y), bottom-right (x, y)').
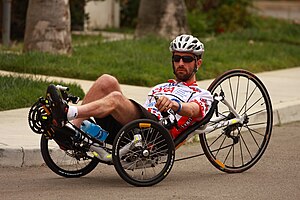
top-left (46, 84), bottom-right (69, 127)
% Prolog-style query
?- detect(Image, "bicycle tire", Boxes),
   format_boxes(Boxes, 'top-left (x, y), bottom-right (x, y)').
top-left (40, 133), bottom-right (99, 178)
top-left (200, 69), bottom-right (273, 173)
top-left (112, 119), bottom-right (175, 187)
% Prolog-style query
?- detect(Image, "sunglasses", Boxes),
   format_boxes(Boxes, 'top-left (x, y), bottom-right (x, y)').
top-left (172, 55), bottom-right (195, 63)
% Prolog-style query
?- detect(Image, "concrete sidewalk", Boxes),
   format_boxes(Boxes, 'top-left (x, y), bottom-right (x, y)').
top-left (1, 67), bottom-right (300, 167)
top-left (254, 1), bottom-right (300, 22)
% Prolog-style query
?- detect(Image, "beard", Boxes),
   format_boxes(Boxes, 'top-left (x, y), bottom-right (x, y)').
top-left (175, 72), bottom-right (191, 82)
top-left (174, 67), bottom-right (194, 82)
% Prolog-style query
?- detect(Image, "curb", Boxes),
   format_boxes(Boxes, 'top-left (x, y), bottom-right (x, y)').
top-left (273, 100), bottom-right (300, 126)
top-left (0, 147), bottom-right (44, 167)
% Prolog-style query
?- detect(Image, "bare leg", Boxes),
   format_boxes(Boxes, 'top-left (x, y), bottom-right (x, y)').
top-left (77, 91), bottom-right (141, 125)
top-left (72, 74), bottom-right (120, 126)
top-left (72, 74), bottom-right (141, 126)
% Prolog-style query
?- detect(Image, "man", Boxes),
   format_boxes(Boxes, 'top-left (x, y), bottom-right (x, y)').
top-left (47, 34), bottom-right (213, 144)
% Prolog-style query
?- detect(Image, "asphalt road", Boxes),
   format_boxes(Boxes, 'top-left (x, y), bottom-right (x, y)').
top-left (1, 122), bottom-right (299, 200)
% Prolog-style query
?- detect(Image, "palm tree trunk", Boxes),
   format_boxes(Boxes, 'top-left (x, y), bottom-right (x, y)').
top-left (135, 0), bottom-right (190, 39)
top-left (23, 0), bottom-right (72, 55)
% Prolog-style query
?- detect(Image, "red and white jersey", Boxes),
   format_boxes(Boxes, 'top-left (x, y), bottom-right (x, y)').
top-left (143, 79), bottom-right (213, 139)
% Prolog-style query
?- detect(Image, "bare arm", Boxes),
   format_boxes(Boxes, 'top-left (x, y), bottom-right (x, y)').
top-left (155, 96), bottom-right (202, 118)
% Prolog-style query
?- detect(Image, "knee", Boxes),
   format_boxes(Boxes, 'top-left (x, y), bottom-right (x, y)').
top-left (94, 74), bottom-right (120, 93)
top-left (96, 74), bottom-right (119, 86)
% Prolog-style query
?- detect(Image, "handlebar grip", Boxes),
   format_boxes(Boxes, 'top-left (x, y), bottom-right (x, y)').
top-left (56, 85), bottom-right (69, 91)
top-left (161, 112), bottom-right (169, 118)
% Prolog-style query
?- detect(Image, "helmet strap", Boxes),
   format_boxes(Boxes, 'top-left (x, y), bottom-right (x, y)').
top-left (193, 57), bottom-right (198, 73)
top-left (187, 61), bottom-right (198, 81)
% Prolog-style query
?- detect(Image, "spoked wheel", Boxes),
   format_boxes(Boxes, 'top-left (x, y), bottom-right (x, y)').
top-left (200, 69), bottom-right (273, 173)
top-left (40, 127), bottom-right (99, 178)
top-left (112, 119), bottom-right (175, 187)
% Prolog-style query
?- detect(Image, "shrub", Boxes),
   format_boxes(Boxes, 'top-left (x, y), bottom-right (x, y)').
top-left (186, 0), bottom-right (254, 34)
top-left (120, 0), bottom-right (141, 28)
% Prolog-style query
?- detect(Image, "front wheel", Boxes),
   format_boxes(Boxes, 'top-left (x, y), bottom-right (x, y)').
top-left (200, 69), bottom-right (273, 173)
top-left (112, 119), bottom-right (175, 187)
top-left (40, 127), bottom-right (99, 178)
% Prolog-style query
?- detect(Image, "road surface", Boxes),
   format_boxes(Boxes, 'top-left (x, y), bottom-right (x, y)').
top-left (1, 122), bottom-right (299, 200)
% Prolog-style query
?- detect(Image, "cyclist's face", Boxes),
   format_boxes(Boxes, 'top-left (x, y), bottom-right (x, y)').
top-left (172, 52), bottom-right (201, 82)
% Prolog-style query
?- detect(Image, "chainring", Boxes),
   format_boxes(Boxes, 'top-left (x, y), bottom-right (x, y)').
top-left (28, 100), bottom-right (52, 135)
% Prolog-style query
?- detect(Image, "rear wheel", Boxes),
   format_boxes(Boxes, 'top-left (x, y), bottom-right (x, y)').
top-left (112, 119), bottom-right (175, 187)
top-left (200, 69), bottom-right (273, 173)
top-left (40, 127), bottom-right (99, 178)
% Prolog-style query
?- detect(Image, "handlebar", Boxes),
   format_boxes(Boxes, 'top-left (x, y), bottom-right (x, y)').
top-left (56, 85), bottom-right (69, 91)
top-left (150, 95), bottom-right (176, 116)
top-left (149, 95), bottom-right (178, 129)
top-left (55, 84), bottom-right (80, 104)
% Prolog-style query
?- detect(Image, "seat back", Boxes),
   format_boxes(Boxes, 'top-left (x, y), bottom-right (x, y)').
top-left (174, 99), bottom-right (218, 147)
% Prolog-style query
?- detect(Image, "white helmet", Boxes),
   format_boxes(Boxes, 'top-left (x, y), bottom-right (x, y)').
top-left (169, 34), bottom-right (204, 56)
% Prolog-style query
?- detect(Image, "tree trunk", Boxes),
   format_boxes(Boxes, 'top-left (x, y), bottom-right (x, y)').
top-left (135, 0), bottom-right (190, 39)
top-left (23, 0), bottom-right (72, 55)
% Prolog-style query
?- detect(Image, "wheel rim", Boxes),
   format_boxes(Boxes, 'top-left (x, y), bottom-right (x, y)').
top-left (204, 70), bottom-right (272, 171)
top-left (41, 135), bottom-right (97, 175)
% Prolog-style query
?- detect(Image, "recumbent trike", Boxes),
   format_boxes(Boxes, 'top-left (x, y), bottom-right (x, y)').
top-left (28, 69), bottom-right (273, 187)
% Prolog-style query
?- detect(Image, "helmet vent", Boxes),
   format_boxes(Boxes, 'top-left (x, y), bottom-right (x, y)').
top-left (187, 44), bottom-right (194, 49)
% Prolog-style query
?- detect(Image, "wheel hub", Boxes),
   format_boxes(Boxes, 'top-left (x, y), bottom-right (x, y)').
top-left (142, 149), bottom-right (150, 157)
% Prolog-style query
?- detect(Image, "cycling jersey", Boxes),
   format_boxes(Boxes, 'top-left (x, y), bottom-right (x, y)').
top-left (143, 79), bottom-right (213, 139)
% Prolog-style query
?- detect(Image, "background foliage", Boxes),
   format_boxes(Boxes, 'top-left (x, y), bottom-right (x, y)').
top-left (120, 0), bottom-right (141, 28)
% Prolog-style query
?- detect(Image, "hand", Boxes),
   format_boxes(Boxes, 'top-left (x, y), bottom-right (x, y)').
top-left (155, 96), bottom-right (175, 112)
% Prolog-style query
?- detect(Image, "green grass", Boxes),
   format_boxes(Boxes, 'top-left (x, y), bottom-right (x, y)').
top-left (0, 75), bottom-right (85, 111)
top-left (0, 36), bottom-right (172, 86)
top-left (196, 16), bottom-right (300, 79)
top-left (199, 37), bottom-right (300, 80)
